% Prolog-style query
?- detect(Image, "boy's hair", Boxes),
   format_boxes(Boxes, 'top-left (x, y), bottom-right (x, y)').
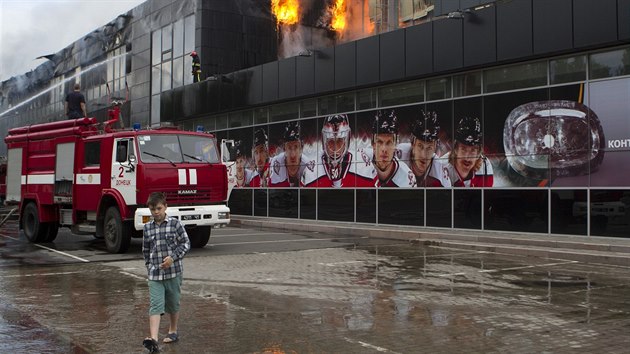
top-left (147, 192), bottom-right (167, 207)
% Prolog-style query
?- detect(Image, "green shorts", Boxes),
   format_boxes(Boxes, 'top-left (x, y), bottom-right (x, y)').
top-left (148, 275), bottom-right (182, 316)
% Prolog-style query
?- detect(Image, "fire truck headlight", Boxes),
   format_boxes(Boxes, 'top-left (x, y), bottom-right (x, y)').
top-left (218, 212), bottom-right (229, 220)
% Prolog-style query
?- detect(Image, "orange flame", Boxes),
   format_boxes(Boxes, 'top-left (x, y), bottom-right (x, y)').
top-left (271, 0), bottom-right (300, 26)
top-left (330, 0), bottom-right (347, 31)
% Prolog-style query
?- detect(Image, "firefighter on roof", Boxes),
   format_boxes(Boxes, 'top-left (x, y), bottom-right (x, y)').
top-left (190, 51), bottom-right (201, 83)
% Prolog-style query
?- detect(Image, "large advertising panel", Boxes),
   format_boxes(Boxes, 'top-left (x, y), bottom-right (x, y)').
top-left (223, 79), bottom-right (630, 190)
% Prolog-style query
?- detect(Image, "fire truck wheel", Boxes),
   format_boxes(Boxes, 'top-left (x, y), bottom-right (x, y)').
top-left (188, 226), bottom-right (211, 248)
top-left (104, 206), bottom-right (131, 253)
top-left (22, 202), bottom-right (45, 243)
top-left (42, 223), bottom-right (59, 243)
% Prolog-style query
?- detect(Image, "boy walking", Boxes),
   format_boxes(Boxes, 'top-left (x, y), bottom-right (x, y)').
top-left (142, 192), bottom-right (190, 353)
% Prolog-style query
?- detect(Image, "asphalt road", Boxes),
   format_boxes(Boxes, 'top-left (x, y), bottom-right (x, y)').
top-left (1, 220), bottom-right (630, 353)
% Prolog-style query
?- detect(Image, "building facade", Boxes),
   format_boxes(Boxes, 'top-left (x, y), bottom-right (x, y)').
top-left (2, 0), bottom-right (629, 238)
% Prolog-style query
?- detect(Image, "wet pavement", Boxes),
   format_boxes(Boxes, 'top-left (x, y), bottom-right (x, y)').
top-left (1, 219), bottom-right (630, 353)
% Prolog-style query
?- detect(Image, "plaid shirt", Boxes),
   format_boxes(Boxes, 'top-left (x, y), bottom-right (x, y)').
top-left (142, 216), bottom-right (190, 281)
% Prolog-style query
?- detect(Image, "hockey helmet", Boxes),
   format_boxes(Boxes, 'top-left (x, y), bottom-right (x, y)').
top-left (372, 110), bottom-right (398, 135)
top-left (322, 114), bottom-right (351, 165)
top-left (283, 121), bottom-right (301, 142)
top-left (253, 128), bottom-right (268, 148)
top-left (455, 116), bottom-right (482, 146)
top-left (412, 110), bottom-right (440, 142)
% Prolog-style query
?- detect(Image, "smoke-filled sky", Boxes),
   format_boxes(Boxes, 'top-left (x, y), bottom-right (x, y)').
top-left (0, 0), bottom-right (145, 82)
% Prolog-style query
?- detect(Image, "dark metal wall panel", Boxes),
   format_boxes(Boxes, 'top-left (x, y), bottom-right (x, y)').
top-left (246, 66), bottom-right (263, 105)
top-left (334, 42), bottom-right (356, 90)
top-left (461, 0), bottom-right (481, 10)
top-left (574, 0), bottom-right (618, 48)
top-left (357, 36), bottom-right (380, 86)
top-left (278, 57), bottom-right (296, 100)
top-left (262, 61), bottom-right (278, 102)
top-left (296, 55), bottom-right (315, 96)
top-left (496, 0), bottom-right (533, 61)
top-left (380, 29), bottom-right (405, 82)
top-left (440, 0), bottom-right (461, 15)
top-left (533, 0), bottom-right (573, 55)
top-left (405, 23), bottom-right (433, 77)
top-left (621, 0), bottom-right (630, 40)
top-left (463, 5), bottom-right (496, 67)
top-left (433, 19), bottom-right (464, 72)
top-left (315, 47), bottom-right (335, 93)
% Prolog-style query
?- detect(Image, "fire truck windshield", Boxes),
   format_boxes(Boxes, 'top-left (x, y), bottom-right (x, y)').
top-left (138, 134), bottom-right (219, 164)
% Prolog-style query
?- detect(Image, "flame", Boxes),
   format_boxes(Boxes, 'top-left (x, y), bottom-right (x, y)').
top-left (330, 0), bottom-right (347, 31)
top-left (271, 0), bottom-right (300, 26)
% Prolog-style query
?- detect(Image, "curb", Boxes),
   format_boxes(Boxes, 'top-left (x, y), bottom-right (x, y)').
top-left (231, 216), bottom-right (630, 267)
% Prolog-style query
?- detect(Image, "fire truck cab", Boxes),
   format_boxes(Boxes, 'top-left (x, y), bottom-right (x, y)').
top-left (4, 117), bottom-right (230, 253)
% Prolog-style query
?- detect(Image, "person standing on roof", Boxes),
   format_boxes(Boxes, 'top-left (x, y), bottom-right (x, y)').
top-left (65, 83), bottom-right (87, 119)
top-left (190, 51), bottom-right (201, 83)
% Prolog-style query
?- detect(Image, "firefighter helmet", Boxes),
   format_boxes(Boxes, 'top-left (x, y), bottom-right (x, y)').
top-left (190, 51), bottom-right (197, 56)
top-left (412, 110), bottom-right (440, 142)
top-left (253, 128), bottom-right (268, 148)
top-left (283, 121), bottom-right (301, 142)
top-left (455, 116), bottom-right (482, 146)
top-left (322, 114), bottom-right (351, 166)
top-left (372, 110), bottom-right (398, 135)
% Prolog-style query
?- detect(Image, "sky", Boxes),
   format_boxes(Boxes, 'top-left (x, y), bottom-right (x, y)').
top-left (0, 0), bottom-right (146, 82)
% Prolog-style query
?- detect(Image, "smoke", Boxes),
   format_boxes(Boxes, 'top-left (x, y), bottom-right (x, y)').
top-left (276, 0), bottom-right (374, 59)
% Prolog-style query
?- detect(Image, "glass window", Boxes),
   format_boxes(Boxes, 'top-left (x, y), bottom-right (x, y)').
top-left (317, 95), bottom-right (336, 115)
top-left (589, 47), bottom-right (630, 79)
top-left (151, 65), bottom-right (161, 94)
top-left (550, 55), bottom-right (586, 84)
top-left (357, 89), bottom-right (377, 110)
top-left (161, 62), bottom-right (172, 91)
top-left (162, 24), bottom-right (172, 52)
top-left (172, 57), bottom-right (184, 88)
top-left (84, 141), bottom-right (101, 166)
top-left (229, 189), bottom-right (253, 216)
top-left (173, 19), bottom-right (184, 58)
top-left (216, 114), bottom-right (228, 130)
top-left (229, 110), bottom-right (253, 127)
top-left (152, 29), bottom-right (161, 65)
top-left (551, 189), bottom-right (587, 236)
top-left (427, 77), bottom-right (451, 100)
top-left (300, 99), bottom-right (317, 117)
top-left (318, 189), bottom-right (354, 222)
top-left (378, 189), bottom-right (424, 226)
top-left (399, 0), bottom-right (434, 27)
top-left (484, 61), bottom-right (547, 93)
top-left (151, 95), bottom-right (160, 125)
top-left (484, 189), bottom-right (548, 233)
top-left (184, 15), bottom-right (195, 55)
top-left (269, 189), bottom-right (298, 218)
top-left (378, 80), bottom-right (424, 107)
top-left (270, 102), bottom-right (299, 122)
top-left (183, 54), bottom-right (193, 85)
top-left (453, 72), bottom-right (481, 97)
top-left (254, 108), bottom-right (268, 124)
top-left (589, 189), bottom-right (630, 237)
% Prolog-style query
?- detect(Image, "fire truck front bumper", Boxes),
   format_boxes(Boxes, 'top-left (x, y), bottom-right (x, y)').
top-left (134, 205), bottom-right (231, 231)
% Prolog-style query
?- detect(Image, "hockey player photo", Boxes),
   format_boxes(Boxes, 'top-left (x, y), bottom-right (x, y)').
top-left (371, 110), bottom-right (416, 187)
top-left (444, 116), bottom-right (494, 187)
top-left (269, 121), bottom-right (308, 187)
top-left (397, 110), bottom-right (451, 187)
top-left (302, 114), bottom-right (375, 188)
top-left (248, 128), bottom-right (271, 187)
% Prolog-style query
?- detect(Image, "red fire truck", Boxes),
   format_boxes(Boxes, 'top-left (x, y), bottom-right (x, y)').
top-left (4, 106), bottom-right (230, 253)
